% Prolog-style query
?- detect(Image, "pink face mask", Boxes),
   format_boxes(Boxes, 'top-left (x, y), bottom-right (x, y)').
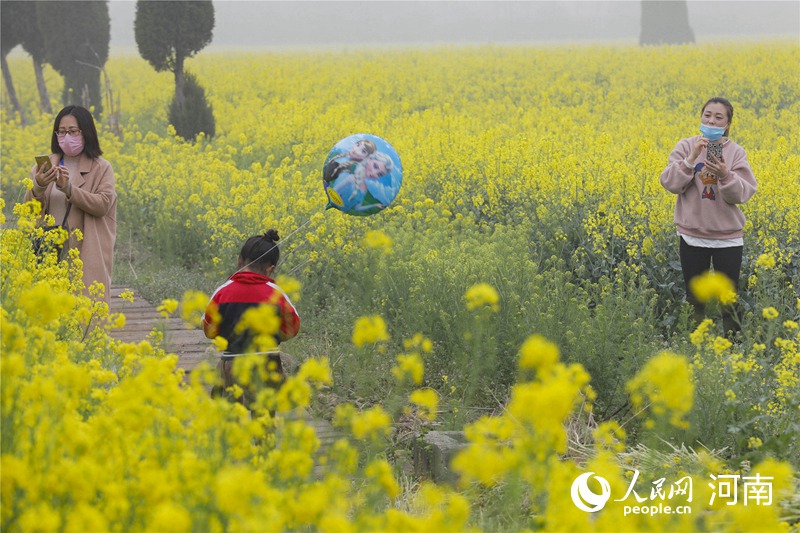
top-left (58, 134), bottom-right (84, 157)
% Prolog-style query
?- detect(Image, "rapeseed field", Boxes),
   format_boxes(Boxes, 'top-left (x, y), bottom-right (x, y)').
top-left (2, 41), bottom-right (799, 531)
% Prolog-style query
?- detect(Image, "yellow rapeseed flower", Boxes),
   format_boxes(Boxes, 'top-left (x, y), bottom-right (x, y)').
top-left (296, 358), bottom-right (332, 385)
top-left (157, 298), bottom-right (179, 318)
top-left (365, 459), bottom-right (400, 499)
top-left (464, 283), bottom-right (500, 312)
top-left (755, 253), bottom-right (776, 269)
top-left (363, 229), bottom-right (393, 254)
top-left (762, 307), bottom-right (779, 320)
top-left (518, 334), bottom-right (560, 371)
top-left (747, 436), bottom-right (763, 449)
top-left (18, 282), bottom-right (76, 324)
top-left (275, 274), bottom-right (302, 302)
top-left (351, 405), bottom-right (392, 440)
top-left (690, 318), bottom-right (715, 347)
top-left (689, 271), bottom-right (736, 305)
top-left (713, 336), bottom-right (732, 355)
top-left (211, 336), bottom-right (229, 352)
top-left (352, 315), bottom-right (390, 347)
top-left (409, 388), bottom-right (439, 421)
top-left (392, 353), bottom-right (424, 385)
top-left (180, 290), bottom-right (209, 328)
top-left (403, 332), bottom-right (433, 353)
top-left (626, 352), bottom-right (694, 429)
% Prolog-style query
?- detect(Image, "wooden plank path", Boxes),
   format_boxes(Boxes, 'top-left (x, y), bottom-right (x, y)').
top-left (109, 285), bottom-right (215, 372)
top-left (108, 285), bottom-right (339, 459)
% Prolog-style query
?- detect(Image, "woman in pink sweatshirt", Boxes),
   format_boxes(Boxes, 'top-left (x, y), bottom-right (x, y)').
top-left (660, 97), bottom-right (757, 332)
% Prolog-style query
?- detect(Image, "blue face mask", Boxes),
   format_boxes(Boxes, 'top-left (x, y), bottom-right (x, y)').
top-left (700, 124), bottom-right (726, 141)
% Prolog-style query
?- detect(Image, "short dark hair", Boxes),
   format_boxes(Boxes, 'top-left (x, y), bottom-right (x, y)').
top-left (239, 229), bottom-right (281, 273)
top-left (701, 97), bottom-right (734, 137)
top-left (51, 106), bottom-right (103, 158)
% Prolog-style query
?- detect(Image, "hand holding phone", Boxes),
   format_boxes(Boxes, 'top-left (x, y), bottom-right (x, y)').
top-left (33, 155), bottom-right (58, 188)
top-left (707, 141), bottom-right (723, 161)
top-left (35, 155), bottom-right (52, 173)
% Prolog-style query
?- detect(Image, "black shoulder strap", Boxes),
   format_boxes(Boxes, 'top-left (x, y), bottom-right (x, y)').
top-left (60, 202), bottom-right (72, 227)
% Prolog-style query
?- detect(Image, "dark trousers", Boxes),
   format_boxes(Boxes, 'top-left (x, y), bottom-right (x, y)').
top-left (211, 353), bottom-right (285, 412)
top-left (679, 236), bottom-right (743, 331)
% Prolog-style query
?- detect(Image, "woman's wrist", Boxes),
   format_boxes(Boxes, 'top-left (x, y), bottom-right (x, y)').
top-left (32, 177), bottom-right (47, 193)
top-left (683, 157), bottom-right (695, 169)
top-left (58, 183), bottom-right (73, 199)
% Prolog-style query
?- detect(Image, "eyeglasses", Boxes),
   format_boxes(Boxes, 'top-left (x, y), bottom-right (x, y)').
top-left (55, 128), bottom-right (82, 137)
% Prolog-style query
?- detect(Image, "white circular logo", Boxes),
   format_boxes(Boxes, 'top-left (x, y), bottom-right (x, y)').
top-left (570, 472), bottom-right (611, 512)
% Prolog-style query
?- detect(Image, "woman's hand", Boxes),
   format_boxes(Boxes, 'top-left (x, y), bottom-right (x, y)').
top-left (55, 165), bottom-right (70, 190)
top-left (34, 161), bottom-right (59, 188)
top-left (705, 152), bottom-right (729, 179)
top-left (689, 137), bottom-right (708, 163)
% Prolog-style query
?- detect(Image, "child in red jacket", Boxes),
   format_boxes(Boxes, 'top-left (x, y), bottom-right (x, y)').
top-left (203, 229), bottom-right (300, 409)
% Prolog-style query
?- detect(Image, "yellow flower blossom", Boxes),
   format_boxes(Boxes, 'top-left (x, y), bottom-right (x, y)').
top-left (351, 405), bottom-right (392, 440)
top-left (157, 298), bottom-right (179, 318)
top-left (296, 358), bottom-right (332, 385)
top-left (403, 333), bottom-right (433, 353)
top-left (464, 283), bottom-right (500, 312)
top-left (392, 353), bottom-right (425, 385)
top-left (409, 388), bottom-right (439, 421)
top-left (275, 274), bottom-right (302, 302)
top-left (627, 352), bottom-right (694, 429)
top-left (180, 290), bottom-right (209, 327)
top-left (713, 336), bottom-right (732, 355)
top-left (518, 334), bottom-right (560, 371)
top-left (762, 307), bottom-right (779, 320)
top-left (211, 336), bottom-right (229, 352)
top-left (363, 229), bottom-right (393, 254)
top-left (352, 315), bottom-right (390, 347)
top-left (755, 253), bottom-right (776, 269)
top-left (689, 271), bottom-right (736, 305)
top-left (747, 436), bottom-right (763, 449)
top-left (365, 459), bottom-right (400, 499)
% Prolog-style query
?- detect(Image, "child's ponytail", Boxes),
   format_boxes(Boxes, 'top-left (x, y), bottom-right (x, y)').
top-left (239, 229), bottom-right (281, 273)
top-left (263, 229), bottom-right (280, 243)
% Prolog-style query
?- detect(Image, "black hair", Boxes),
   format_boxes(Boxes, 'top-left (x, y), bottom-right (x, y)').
top-left (51, 105), bottom-right (103, 158)
top-left (701, 97), bottom-right (734, 137)
top-left (239, 229), bottom-right (280, 273)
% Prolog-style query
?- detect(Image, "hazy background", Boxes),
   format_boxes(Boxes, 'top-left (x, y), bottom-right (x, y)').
top-left (107, 0), bottom-right (799, 51)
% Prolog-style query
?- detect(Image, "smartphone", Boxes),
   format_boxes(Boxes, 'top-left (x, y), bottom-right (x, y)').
top-left (35, 155), bottom-right (52, 173)
top-left (707, 142), bottom-right (723, 161)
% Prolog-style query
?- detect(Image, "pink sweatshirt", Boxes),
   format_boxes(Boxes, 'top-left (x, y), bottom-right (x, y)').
top-left (660, 136), bottom-right (757, 239)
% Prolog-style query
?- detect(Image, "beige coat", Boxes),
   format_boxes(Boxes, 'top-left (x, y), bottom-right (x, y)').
top-left (26, 154), bottom-right (117, 302)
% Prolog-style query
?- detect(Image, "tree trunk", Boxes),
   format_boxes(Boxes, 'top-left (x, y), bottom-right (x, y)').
top-left (62, 65), bottom-right (103, 118)
top-left (640, 0), bottom-right (695, 45)
top-left (1, 53), bottom-right (27, 125)
top-left (32, 56), bottom-right (52, 114)
top-left (174, 53), bottom-right (185, 112)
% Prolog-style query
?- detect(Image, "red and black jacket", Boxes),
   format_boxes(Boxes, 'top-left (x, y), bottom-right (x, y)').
top-left (203, 271), bottom-right (300, 353)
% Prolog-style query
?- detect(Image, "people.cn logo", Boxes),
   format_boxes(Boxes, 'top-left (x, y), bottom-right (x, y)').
top-left (571, 472), bottom-right (612, 512)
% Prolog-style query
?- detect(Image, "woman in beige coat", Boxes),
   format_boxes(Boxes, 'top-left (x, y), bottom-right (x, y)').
top-left (26, 105), bottom-right (117, 303)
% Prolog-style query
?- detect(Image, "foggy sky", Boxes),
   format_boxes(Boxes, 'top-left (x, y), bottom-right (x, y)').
top-left (102, 1), bottom-right (799, 51)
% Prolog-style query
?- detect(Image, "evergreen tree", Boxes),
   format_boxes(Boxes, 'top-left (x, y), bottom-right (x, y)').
top-left (1, 1), bottom-right (32, 124)
top-left (23, 1), bottom-right (53, 114)
top-left (38, 1), bottom-right (110, 116)
top-left (134, 1), bottom-right (214, 111)
top-left (168, 71), bottom-right (215, 141)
